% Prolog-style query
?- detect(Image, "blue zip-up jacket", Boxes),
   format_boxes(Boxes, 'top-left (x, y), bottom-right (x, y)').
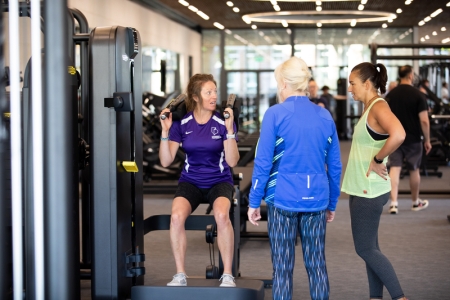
top-left (249, 96), bottom-right (342, 212)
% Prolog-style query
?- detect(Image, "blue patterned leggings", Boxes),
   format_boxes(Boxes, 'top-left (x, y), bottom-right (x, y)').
top-left (267, 204), bottom-right (329, 300)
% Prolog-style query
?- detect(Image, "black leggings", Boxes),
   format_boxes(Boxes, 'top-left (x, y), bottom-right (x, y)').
top-left (349, 193), bottom-right (404, 300)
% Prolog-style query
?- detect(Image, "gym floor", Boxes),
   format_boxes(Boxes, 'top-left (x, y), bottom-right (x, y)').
top-left (81, 140), bottom-right (450, 299)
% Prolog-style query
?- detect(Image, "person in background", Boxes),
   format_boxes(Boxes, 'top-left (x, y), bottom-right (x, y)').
top-left (248, 56), bottom-right (341, 300)
top-left (159, 74), bottom-right (239, 287)
top-left (387, 81), bottom-right (398, 94)
top-left (385, 65), bottom-right (431, 214)
top-left (308, 79), bottom-right (330, 111)
top-left (341, 62), bottom-right (408, 300)
top-left (441, 82), bottom-right (449, 103)
top-left (321, 85), bottom-right (336, 120)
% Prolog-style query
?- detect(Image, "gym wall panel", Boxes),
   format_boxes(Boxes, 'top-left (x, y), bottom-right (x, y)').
top-left (68, 0), bottom-right (202, 89)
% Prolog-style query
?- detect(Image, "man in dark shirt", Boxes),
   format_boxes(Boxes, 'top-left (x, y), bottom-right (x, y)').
top-left (385, 65), bottom-right (432, 214)
top-left (308, 79), bottom-right (330, 111)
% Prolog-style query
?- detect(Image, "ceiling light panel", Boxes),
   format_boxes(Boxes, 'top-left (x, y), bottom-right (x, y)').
top-left (196, 11), bottom-right (209, 20)
top-left (188, 5), bottom-right (198, 12)
top-left (214, 22), bottom-right (224, 29)
top-left (430, 9), bottom-right (443, 18)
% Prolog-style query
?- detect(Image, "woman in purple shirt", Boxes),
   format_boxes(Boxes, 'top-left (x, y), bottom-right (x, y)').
top-left (159, 74), bottom-right (239, 287)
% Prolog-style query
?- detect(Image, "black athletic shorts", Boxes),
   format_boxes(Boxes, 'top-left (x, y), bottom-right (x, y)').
top-left (174, 181), bottom-right (234, 212)
top-left (388, 142), bottom-right (423, 171)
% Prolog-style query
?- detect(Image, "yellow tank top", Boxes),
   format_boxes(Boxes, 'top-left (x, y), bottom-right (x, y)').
top-left (341, 98), bottom-right (391, 198)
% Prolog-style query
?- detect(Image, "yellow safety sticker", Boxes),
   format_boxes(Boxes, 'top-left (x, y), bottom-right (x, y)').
top-left (67, 66), bottom-right (77, 75)
top-left (122, 161), bottom-right (139, 172)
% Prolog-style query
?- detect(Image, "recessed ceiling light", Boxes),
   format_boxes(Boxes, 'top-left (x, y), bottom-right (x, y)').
top-left (316, 1), bottom-right (322, 5)
top-left (432, 31), bottom-right (437, 36)
top-left (358, 4), bottom-right (364, 10)
top-left (270, 0), bottom-right (277, 5)
top-left (188, 5), bottom-right (198, 12)
top-left (197, 11), bottom-right (209, 20)
top-left (396, 8), bottom-right (402, 13)
top-left (213, 22), bottom-right (224, 30)
top-left (418, 20), bottom-right (425, 26)
top-left (251, 24), bottom-right (257, 29)
top-left (424, 16), bottom-right (431, 22)
top-left (388, 19), bottom-right (393, 23)
top-left (233, 7), bottom-right (240, 13)
top-left (226, 1), bottom-right (233, 7)
top-left (443, 38), bottom-right (450, 43)
top-left (273, 5), bottom-right (281, 11)
top-left (178, 0), bottom-right (189, 6)
top-left (361, 0), bottom-right (368, 4)
top-left (430, 8), bottom-right (443, 18)
top-left (425, 35), bottom-right (430, 39)
top-left (281, 20), bottom-right (288, 27)
top-left (447, 2), bottom-right (450, 7)
top-left (317, 23), bottom-right (322, 28)
top-left (420, 37), bottom-right (425, 42)
top-left (442, 27), bottom-right (447, 31)
top-left (316, 6), bottom-right (322, 11)
top-left (350, 19), bottom-right (357, 27)
top-left (382, 23), bottom-right (388, 28)
top-left (405, 1), bottom-right (411, 5)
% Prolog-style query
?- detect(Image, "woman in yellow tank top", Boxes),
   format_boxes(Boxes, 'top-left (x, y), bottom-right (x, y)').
top-left (341, 62), bottom-right (408, 300)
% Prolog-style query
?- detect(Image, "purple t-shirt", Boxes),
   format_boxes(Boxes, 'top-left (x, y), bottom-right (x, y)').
top-left (169, 111), bottom-right (237, 188)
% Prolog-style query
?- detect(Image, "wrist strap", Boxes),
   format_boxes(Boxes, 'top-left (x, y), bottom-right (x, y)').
top-left (373, 155), bottom-right (383, 164)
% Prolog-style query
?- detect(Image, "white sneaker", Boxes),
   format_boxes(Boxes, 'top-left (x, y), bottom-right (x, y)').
top-left (389, 203), bottom-right (398, 214)
top-left (167, 273), bottom-right (187, 286)
top-left (219, 273), bottom-right (236, 287)
top-left (411, 199), bottom-right (429, 211)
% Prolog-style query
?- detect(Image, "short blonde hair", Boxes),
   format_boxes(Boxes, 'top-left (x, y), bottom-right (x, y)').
top-left (274, 56), bottom-right (311, 93)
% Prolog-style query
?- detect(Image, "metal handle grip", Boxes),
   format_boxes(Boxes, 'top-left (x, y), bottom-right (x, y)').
top-left (160, 111), bottom-right (170, 120)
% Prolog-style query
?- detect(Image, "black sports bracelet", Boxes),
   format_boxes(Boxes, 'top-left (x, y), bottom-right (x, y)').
top-left (373, 155), bottom-right (383, 164)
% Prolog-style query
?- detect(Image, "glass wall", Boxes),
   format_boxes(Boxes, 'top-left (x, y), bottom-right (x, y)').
top-left (141, 47), bottom-right (179, 96)
top-left (203, 27), bottom-right (418, 133)
top-left (202, 31), bottom-right (222, 98)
